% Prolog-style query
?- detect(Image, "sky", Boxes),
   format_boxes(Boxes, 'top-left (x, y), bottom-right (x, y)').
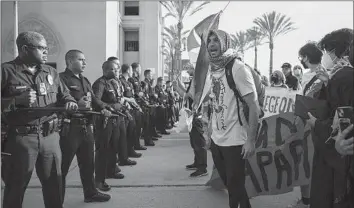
top-left (162, 1), bottom-right (353, 77)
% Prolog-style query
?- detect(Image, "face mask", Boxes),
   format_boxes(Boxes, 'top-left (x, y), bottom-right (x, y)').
top-left (321, 52), bottom-right (335, 69)
top-left (300, 60), bottom-right (308, 69)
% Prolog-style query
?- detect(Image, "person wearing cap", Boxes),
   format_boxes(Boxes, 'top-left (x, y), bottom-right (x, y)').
top-left (281, 62), bottom-right (301, 90)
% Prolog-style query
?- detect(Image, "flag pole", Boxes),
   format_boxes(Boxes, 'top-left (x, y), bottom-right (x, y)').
top-left (221, 1), bottom-right (231, 13)
top-left (14, 1), bottom-right (19, 58)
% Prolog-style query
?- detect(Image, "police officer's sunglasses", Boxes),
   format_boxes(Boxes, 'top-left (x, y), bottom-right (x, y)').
top-left (26, 45), bottom-right (49, 51)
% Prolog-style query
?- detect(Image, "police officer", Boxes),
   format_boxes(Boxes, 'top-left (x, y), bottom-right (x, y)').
top-left (154, 77), bottom-right (171, 135)
top-left (120, 64), bottom-right (144, 157)
top-left (92, 60), bottom-right (135, 191)
top-left (59, 50), bottom-right (111, 202)
top-left (166, 80), bottom-right (177, 127)
top-left (106, 57), bottom-right (138, 166)
top-left (143, 70), bottom-right (162, 139)
top-left (139, 81), bottom-right (156, 146)
top-left (129, 62), bottom-right (147, 150)
top-left (1, 31), bottom-right (78, 208)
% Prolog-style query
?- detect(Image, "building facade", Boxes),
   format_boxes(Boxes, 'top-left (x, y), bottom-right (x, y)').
top-left (1, 1), bottom-right (164, 83)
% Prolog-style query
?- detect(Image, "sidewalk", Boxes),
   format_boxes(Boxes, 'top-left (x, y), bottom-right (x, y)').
top-left (2, 131), bottom-right (300, 208)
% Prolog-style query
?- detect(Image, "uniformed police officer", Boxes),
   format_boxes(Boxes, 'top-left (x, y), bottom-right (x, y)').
top-left (105, 57), bottom-right (137, 167)
top-left (129, 62), bottom-right (147, 150)
top-left (140, 81), bottom-right (156, 146)
top-left (1, 31), bottom-right (78, 208)
top-left (59, 50), bottom-right (111, 203)
top-left (154, 77), bottom-right (171, 135)
top-left (143, 70), bottom-right (162, 139)
top-left (92, 60), bottom-right (135, 191)
top-left (120, 64), bottom-right (144, 157)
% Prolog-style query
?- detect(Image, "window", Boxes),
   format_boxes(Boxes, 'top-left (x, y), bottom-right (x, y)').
top-left (46, 62), bottom-right (57, 69)
top-left (124, 31), bottom-right (139, 51)
top-left (124, 1), bottom-right (139, 16)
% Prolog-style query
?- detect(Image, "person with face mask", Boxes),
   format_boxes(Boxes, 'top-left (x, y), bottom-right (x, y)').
top-left (306, 28), bottom-right (354, 208)
top-left (293, 65), bottom-right (304, 84)
top-left (270, 70), bottom-right (288, 89)
top-left (207, 29), bottom-right (258, 208)
top-left (281, 62), bottom-right (301, 90)
top-left (285, 42), bottom-right (325, 208)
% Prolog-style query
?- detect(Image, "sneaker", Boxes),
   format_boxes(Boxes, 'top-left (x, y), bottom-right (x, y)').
top-left (287, 199), bottom-right (309, 208)
top-left (190, 169), bottom-right (208, 178)
top-left (185, 164), bottom-right (197, 170)
top-left (84, 192), bottom-right (111, 203)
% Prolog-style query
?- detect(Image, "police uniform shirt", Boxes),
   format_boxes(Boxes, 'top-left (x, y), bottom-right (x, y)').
top-left (59, 68), bottom-right (106, 110)
top-left (1, 57), bottom-right (76, 126)
top-left (119, 76), bottom-right (134, 98)
top-left (128, 76), bottom-right (141, 97)
top-left (92, 76), bottom-right (123, 111)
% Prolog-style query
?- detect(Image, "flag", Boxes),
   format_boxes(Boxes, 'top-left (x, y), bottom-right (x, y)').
top-left (186, 12), bottom-right (221, 111)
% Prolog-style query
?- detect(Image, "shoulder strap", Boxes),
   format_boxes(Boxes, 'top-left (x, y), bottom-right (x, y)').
top-left (224, 58), bottom-right (245, 126)
top-left (303, 75), bottom-right (318, 96)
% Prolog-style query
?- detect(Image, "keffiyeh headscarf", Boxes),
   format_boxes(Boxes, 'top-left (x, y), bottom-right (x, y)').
top-left (328, 56), bottom-right (352, 79)
top-left (207, 30), bottom-right (239, 72)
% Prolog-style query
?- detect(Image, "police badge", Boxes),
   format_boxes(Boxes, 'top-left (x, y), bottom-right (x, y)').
top-left (47, 75), bottom-right (53, 85)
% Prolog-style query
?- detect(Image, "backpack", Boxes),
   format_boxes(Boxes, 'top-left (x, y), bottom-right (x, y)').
top-left (225, 58), bottom-right (265, 126)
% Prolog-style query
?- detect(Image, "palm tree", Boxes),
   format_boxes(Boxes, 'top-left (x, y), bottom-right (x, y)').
top-left (230, 31), bottom-right (252, 58)
top-left (160, 1), bottom-right (210, 77)
top-left (253, 11), bottom-right (296, 76)
top-left (162, 25), bottom-right (190, 80)
top-left (247, 27), bottom-right (265, 70)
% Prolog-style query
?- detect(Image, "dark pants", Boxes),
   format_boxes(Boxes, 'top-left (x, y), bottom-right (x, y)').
top-left (142, 109), bottom-right (153, 143)
top-left (126, 110), bottom-right (138, 154)
top-left (60, 119), bottom-right (97, 200)
top-left (2, 131), bottom-right (63, 208)
top-left (189, 117), bottom-right (207, 171)
top-left (156, 106), bottom-right (167, 132)
top-left (107, 116), bottom-right (127, 173)
top-left (95, 117), bottom-right (119, 183)
top-left (210, 141), bottom-right (251, 208)
top-left (132, 110), bottom-right (143, 148)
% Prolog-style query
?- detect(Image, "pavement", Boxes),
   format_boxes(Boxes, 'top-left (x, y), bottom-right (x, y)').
top-left (1, 131), bottom-right (301, 208)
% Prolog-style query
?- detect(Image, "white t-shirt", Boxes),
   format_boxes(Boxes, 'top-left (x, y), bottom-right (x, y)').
top-left (210, 60), bottom-right (257, 146)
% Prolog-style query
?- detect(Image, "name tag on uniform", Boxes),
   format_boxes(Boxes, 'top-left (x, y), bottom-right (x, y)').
top-left (15, 86), bottom-right (27, 89)
top-left (37, 83), bottom-right (47, 95)
top-left (127, 87), bottom-right (131, 90)
top-left (69, 86), bottom-right (79, 89)
top-left (109, 89), bottom-right (114, 92)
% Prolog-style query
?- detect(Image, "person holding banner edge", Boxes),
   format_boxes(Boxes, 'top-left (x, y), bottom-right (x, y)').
top-left (306, 28), bottom-right (353, 208)
top-left (207, 29), bottom-right (259, 208)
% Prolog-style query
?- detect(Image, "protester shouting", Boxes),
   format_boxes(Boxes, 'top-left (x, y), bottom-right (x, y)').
top-left (207, 29), bottom-right (259, 208)
top-left (307, 28), bottom-right (353, 208)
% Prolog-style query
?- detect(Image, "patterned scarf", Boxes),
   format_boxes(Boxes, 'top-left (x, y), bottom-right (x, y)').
top-left (329, 56), bottom-right (352, 79)
top-left (208, 30), bottom-right (239, 72)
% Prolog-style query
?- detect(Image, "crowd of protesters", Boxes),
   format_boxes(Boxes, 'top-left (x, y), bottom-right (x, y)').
top-left (186, 27), bottom-right (354, 208)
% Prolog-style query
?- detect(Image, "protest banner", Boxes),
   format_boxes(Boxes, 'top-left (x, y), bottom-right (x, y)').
top-left (244, 88), bottom-right (314, 197)
top-left (262, 87), bottom-right (300, 118)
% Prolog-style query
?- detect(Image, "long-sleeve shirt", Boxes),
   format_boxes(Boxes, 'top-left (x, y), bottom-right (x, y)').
top-left (59, 68), bottom-right (106, 119)
top-left (91, 76), bottom-right (124, 112)
top-left (1, 57), bottom-right (76, 126)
